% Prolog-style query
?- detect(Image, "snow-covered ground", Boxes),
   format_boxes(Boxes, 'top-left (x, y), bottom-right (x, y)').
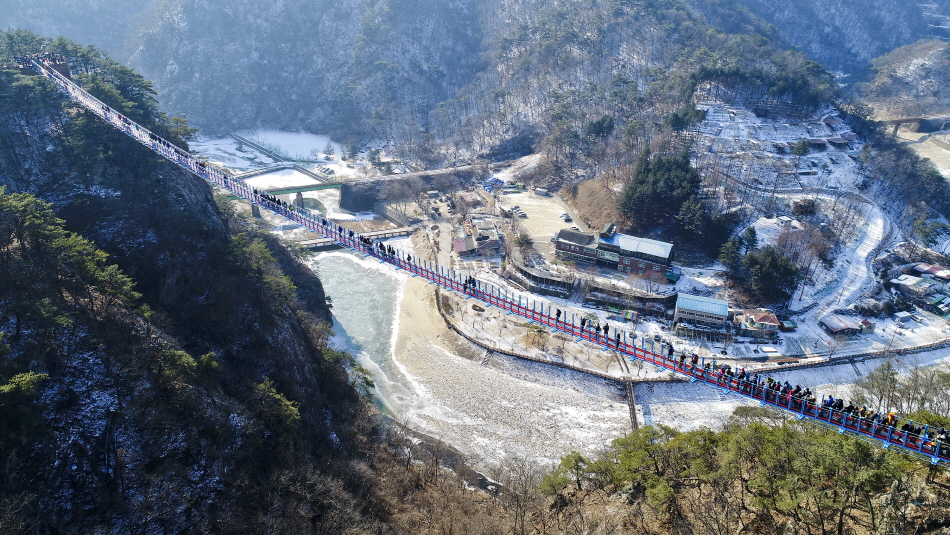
top-left (245, 130), bottom-right (344, 161)
top-left (489, 154), bottom-right (544, 184)
top-left (690, 101), bottom-right (913, 355)
top-left (244, 168), bottom-right (320, 190)
top-left (496, 190), bottom-right (575, 239)
top-left (192, 130), bottom-right (394, 180)
top-left (190, 136), bottom-right (276, 171)
top-left (808, 204), bottom-right (886, 320)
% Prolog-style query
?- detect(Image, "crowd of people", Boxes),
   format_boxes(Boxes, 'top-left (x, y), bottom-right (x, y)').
top-left (42, 58), bottom-right (947, 465)
top-left (674, 361), bottom-right (949, 459)
top-left (12, 52), bottom-right (67, 69)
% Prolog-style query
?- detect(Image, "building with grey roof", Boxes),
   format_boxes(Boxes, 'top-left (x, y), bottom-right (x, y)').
top-left (554, 223), bottom-right (674, 283)
top-left (673, 293), bottom-right (729, 329)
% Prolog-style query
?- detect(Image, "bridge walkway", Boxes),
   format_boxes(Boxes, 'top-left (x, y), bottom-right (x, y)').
top-left (29, 57), bottom-right (950, 467)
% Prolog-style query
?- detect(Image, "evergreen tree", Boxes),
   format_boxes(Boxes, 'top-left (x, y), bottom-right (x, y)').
top-left (584, 114), bottom-right (614, 140)
top-left (718, 237), bottom-right (743, 273)
top-left (741, 226), bottom-right (758, 253)
top-left (617, 151), bottom-right (701, 229)
top-left (742, 246), bottom-right (799, 301)
top-left (677, 195), bottom-right (707, 237)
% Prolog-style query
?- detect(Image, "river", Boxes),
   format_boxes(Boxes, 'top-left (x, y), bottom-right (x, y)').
top-left (309, 250), bottom-right (634, 467)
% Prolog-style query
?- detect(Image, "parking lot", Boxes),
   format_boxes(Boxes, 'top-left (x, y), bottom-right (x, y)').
top-left (496, 191), bottom-right (583, 240)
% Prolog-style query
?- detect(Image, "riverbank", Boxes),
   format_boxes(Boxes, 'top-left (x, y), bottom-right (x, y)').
top-left (389, 274), bottom-right (631, 466)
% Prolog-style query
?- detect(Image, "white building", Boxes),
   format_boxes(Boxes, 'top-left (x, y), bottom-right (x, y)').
top-left (890, 274), bottom-right (938, 296)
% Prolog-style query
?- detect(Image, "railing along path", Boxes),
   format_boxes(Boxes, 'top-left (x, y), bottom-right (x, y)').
top-left (30, 58), bottom-right (950, 467)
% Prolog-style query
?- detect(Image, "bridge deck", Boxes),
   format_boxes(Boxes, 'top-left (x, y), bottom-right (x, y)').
top-left (29, 57), bottom-right (949, 467)
top-left (266, 183), bottom-right (344, 195)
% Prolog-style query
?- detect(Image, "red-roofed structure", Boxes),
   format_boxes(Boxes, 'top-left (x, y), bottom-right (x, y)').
top-left (735, 309), bottom-right (781, 337)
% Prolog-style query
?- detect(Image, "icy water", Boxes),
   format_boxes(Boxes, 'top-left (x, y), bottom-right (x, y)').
top-left (308, 251), bottom-right (413, 416)
top-left (308, 249), bottom-right (634, 465)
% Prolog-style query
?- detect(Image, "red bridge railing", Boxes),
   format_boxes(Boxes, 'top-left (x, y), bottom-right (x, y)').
top-left (30, 58), bottom-right (949, 467)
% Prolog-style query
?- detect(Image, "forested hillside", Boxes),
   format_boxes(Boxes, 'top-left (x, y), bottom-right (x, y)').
top-left (533, 407), bottom-right (950, 534)
top-left (128, 0), bottom-right (836, 176)
top-left (853, 39), bottom-right (950, 119)
top-left (0, 34), bottom-right (386, 532)
top-left (0, 1), bottom-right (834, 172)
top-left (686, 0), bottom-right (950, 74)
top-left (3, 0), bottom-right (946, 147)
top-left (0, 0), bottom-right (155, 59)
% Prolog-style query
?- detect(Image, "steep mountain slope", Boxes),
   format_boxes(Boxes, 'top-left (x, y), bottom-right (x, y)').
top-left (854, 39), bottom-right (950, 119)
top-left (0, 36), bottom-right (383, 533)
top-left (2, 0), bottom-right (946, 143)
top-left (0, 0), bottom-right (156, 59)
top-left (0, 0), bottom-right (850, 166)
top-left (129, 0), bottom-right (835, 165)
top-left (686, 0), bottom-right (950, 73)
top-left (130, 0), bottom-right (484, 139)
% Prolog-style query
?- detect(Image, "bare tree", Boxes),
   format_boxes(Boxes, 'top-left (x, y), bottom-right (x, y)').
top-left (488, 455), bottom-right (545, 535)
top-left (826, 333), bottom-right (847, 359)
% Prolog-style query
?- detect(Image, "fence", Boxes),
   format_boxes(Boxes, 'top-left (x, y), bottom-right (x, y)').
top-left (32, 56), bottom-right (949, 467)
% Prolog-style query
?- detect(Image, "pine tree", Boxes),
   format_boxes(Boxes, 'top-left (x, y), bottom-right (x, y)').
top-left (718, 237), bottom-right (743, 273)
top-left (741, 226), bottom-right (758, 253)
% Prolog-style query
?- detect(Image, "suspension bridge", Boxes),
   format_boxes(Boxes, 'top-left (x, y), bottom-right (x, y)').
top-left (25, 56), bottom-right (950, 467)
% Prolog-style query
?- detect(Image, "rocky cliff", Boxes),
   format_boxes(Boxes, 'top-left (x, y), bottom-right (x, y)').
top-left (0, 35), bottom-right (382, 533)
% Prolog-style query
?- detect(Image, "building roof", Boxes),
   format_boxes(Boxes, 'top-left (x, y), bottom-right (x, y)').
top-left (556, 229), bottom-right (595, 246)
top-left (452, 237), bottom-right (477, 253)
top-left (471, 218), bottom-right (495, 231)
top-left (676, 293), bottom-right (728, 317)
top-left (459, 192), bottom-right (483, 206)
top-left (475, 230), bottom-right (494, 242)
top-left (599, 233), bottom-right (673, 260)
top-left (891, 274), bottom-right (924, 285)
top-left (820, 314), bottom-right (861, 332)
top-left (914, 262), bottom-right (950, 280)
top-left (741, 309), bottom-right (780, 326)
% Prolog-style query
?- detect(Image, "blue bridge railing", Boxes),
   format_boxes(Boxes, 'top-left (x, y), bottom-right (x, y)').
top-left (29, 57), bottom-right (949, 467)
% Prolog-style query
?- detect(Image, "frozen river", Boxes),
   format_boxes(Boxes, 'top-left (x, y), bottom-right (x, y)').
top-left (310, 250), bottom-right (635, 466)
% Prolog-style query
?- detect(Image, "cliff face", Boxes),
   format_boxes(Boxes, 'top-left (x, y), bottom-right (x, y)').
top-left (0, 37), bottom-right (380, 533)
